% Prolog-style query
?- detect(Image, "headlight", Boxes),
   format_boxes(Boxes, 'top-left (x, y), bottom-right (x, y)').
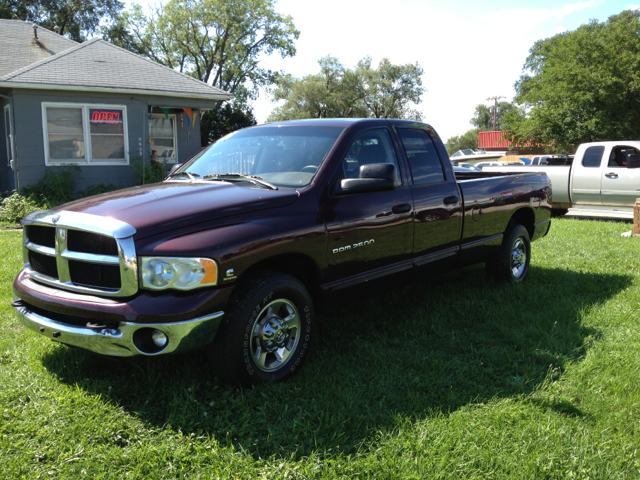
top-left (140, 257), bottom-right (218, 290)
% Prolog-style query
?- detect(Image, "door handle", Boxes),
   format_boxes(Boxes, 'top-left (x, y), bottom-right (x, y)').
top-left (443, 195), bottom-right (459, 205)
top-left (605, 172), bottom-right (618, 178)
top-left (392, 203), bottom-right (412, 214)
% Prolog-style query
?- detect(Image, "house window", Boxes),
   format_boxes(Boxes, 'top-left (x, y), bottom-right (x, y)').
top-left (42, 103), bottom-right (128, 165)
top-left (149, 115), bottom-right (178, 163)
top-left (4, 104), bottom-right (14, 166)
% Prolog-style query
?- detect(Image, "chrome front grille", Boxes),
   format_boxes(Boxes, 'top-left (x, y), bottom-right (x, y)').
top-left (22, 210), bottom-right (138, 297)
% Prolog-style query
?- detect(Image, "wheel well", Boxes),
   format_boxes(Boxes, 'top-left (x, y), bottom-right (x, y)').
top-left (508, 207), bottom-right (536, 238)
top-left (240, 254), bottom-right (320, 296)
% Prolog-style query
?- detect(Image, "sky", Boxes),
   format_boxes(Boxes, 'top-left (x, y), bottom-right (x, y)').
top-left (123, 0), bottom-right (638, 141)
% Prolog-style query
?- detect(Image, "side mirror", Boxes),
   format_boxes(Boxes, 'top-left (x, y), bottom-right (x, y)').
top-left (627, 154), bottom-right (640, 169)
top-left (336, 163), bottom-right (397, 196)
top-left (169, 163), bottom-right (183, 175)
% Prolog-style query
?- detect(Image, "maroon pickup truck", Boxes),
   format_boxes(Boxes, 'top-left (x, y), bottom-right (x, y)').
top-left (12, 119), bottom-right (552, 386)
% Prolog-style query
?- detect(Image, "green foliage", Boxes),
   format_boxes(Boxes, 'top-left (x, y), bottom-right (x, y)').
top-left (22, 165), bottom-right (81, 207)
top-left (200, 103), bottom-right (257, 146)
top-left (504, 10), bottom-right (640, 150)
top-left (471, 102), bottom-right (517, 131)
top-left (268, 55), bottom-right (424, 121)
top-left (0, 0), bottom-right (125, 42)
top-left (0, 191), bottom-right (40, 223)
top-left (446, 128), bottom-right (480, 155)
top-left (111, 0), bottom-right (299, 106)
top-left (131, 156), bottom-right (168, 185)
top-left (357, 56), bottom-right (424, 120)
top-left (2, 219), bottom-right (640, 477)
top-left (18, 165), bottom-right (120, 212)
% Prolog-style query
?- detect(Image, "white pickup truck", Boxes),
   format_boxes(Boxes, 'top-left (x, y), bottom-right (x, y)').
top-left (483, 141), bottom-right (640, 217)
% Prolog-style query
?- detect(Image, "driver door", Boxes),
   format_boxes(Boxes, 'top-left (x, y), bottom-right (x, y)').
top-left (322, 127), bottom-right (414, 289)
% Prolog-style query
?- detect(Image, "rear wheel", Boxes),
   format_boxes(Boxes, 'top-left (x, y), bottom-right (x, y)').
top-left (210, 271), bottom-right (313, 387)
top-left (485, 224), bottom-right (531, 284)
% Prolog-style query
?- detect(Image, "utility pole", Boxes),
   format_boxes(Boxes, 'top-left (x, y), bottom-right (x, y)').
top-left (486, 95), bottom-right (505, 131)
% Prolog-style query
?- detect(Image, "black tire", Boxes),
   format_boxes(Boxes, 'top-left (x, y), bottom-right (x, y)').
top-left (210, 271), bottom-right (313, 387)
top-left (551, 208), bottom-right (569, 217)
top-left (485, 224), bottom-right (531, 284)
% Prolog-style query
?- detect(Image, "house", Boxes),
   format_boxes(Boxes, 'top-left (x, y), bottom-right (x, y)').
top-left (0, 20), bottom-right (233, 193)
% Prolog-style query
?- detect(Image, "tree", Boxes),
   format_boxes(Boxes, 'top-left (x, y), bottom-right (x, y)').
top-left (445, 129), bottom-right (480, 155)
top-left (356, 57), bottom-right (424, 120)
top-left (1, 0), bottom-right (124, 41)
top-left (200, 104), bottom-right (257, 146)
top-left (471, 102), bottom-right (516, 131)
top-left (267, 56), bottom-right (367, 121)
top-left (503, 10), bottom-right (640, 150)
top-left (267, 56), bottom-right (424, 122)
top-left (111, 0), bottom-right (299, 107)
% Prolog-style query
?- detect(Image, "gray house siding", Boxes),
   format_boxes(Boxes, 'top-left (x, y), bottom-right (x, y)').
top-left (8, 89), bottom-right (206, 192)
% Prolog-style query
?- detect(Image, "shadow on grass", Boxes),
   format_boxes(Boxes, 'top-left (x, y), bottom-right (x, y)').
top-left (40, 264), bottom-right (629, 458)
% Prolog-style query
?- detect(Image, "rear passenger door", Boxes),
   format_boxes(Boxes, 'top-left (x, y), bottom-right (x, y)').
top-left (394, 126), bottom-right (463, 269)
top-left (571, 145), bottom-right (605, 205)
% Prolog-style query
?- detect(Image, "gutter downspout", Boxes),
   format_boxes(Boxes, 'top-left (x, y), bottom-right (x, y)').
top-left (0, 93), bottom-right (19, 192)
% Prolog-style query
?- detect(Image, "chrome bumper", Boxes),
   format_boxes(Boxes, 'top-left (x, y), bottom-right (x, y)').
top-left (12, 299), bottom-right (224, 357)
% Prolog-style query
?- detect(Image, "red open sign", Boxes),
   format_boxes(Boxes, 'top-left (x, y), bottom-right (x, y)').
top-left (90, 110), bottom-right (121, 125)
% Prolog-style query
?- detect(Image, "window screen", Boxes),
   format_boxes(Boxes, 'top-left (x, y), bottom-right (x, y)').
top-left (397, 128), bottom-right (445, 185)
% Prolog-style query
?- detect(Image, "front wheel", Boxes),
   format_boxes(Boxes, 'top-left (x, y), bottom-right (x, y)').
top-left (209, 272), bottom-right (313, 387)
top-left (485, 224), bottom-right (531, 284)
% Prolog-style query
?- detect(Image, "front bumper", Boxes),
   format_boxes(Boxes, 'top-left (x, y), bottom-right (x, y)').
top-left (13, 298), bottom-right (224, 357)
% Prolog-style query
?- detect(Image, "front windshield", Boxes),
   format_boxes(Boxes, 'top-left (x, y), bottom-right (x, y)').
top-left (174, 125), bottom-right (345, 188)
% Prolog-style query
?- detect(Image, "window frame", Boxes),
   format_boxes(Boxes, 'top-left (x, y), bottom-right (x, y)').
top-left (41, 102), bottom-right (129, 166)
top-left (149, 113), bottom-right (179, 164)
top-left (4, 104), bottom-right (15, 167)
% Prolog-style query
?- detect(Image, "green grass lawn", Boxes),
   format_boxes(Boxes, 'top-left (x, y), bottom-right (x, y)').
top-left (1, 218), bottom-right (640, 478)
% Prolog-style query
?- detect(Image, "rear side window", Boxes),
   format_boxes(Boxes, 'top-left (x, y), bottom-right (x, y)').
top-left (582, 146), bottom-right (605, 168)
top-left (397, 128), bottom-right (445, 185)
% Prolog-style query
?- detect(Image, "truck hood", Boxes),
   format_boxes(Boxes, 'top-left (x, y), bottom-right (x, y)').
top-left (58, 181), bottom-right (300, 239)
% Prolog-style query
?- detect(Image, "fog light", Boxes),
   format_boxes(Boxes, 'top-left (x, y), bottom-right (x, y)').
top-left (151, 329), bottom-right (168, 348)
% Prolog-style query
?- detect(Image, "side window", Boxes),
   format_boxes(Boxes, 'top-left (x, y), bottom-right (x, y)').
top-left (343, 128), bottom-right (401, 184)
top-left (608, 146), bottom-right (640, 168)
top-left (397, 128), bottom-right (445, 185)
top-left (582, 146), bottom-right (605, 168)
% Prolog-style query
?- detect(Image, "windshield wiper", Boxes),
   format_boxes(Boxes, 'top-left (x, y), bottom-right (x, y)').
top-left (203, 173), bottom-right (278, 190)
top-left (167, 171), bottom-right (201, 182)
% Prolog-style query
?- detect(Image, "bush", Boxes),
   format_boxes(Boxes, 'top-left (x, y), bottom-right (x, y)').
top-left (132, 156), bottom-right (168, 185)
top-left (0, 191), bottom-right (41, 223)
top-left (21, 166), bottom-right (121, 209)
top-left (22, 165), bottom-right (81, 207)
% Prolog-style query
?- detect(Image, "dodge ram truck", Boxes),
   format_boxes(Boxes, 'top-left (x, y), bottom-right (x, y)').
top-left (12, 118), bottom-right (552, 386)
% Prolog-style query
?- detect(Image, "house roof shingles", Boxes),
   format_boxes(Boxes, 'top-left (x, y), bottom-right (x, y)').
top-left (0, 21), bottom-right (233, 101)
top-left (0, 20), bottom-right (77, 78)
